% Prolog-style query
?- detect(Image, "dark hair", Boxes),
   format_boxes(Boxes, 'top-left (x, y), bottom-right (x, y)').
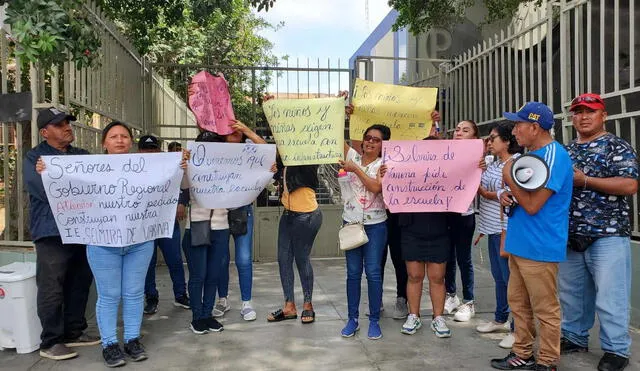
top-left (460, 119), bottom-right (479, 138)
top-left (492, 121), bottom-right (524, 155)
top-left (102, 121), bottom-right (132, 144)
top-left (168, 141), bottom-right (182, 151)
top-left (195, 130), bottom-right (225, 142)
top-left (363, 124), bottom-right (391, 141)
top-left (423, 136), bottom-right (439, 140)
top-left (360, 124), bottom-right (391, 158)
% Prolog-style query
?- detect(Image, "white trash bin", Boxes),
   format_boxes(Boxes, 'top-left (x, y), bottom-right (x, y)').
top-left (0, 262), bottom-right (42, 354)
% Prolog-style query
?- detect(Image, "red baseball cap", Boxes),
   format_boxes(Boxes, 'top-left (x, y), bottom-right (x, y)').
top-left (569, 93), bottom-right (605, 112)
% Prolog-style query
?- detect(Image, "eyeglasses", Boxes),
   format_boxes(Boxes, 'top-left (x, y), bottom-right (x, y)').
top-left (571, 96), bottom-right (603, 105)
top-left (363, 135), bottom-right (382, 143)
top-left (487, 134), bottom-right (499, 142)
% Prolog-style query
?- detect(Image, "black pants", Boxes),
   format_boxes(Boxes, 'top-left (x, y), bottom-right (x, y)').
top-left (381, 212), bottom-right (408, 299)
top-left (35, 236), bottom-right (93, 349)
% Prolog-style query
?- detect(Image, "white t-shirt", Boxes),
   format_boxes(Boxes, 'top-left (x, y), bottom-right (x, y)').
top-left (342, 148), bottom-right (387, 225)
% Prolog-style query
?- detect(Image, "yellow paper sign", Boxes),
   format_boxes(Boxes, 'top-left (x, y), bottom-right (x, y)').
top-left (264, 97), bottom-right (345, 166)
top-left (350, 78), bottom-right (438, 140)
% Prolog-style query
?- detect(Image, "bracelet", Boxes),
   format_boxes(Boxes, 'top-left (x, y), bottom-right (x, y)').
top-left (583, 176), bottom-right (588, 189)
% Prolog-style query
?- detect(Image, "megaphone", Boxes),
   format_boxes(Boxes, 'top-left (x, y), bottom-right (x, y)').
top-left (510, 154), bottom-right (549, 191)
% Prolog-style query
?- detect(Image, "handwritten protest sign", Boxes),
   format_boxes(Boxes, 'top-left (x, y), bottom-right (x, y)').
top-left (382, 140), bottom-right (483, 213)
top-left (188, 71), bottom-right (235, 135)
top-left (41, 153), bottom-right (183, 247)
top-left (350, 78), bottom-right (438, 140)
top-left (263, 97), bottom-right (344, 166)
top-left (186, 142), bottom-right (276, 208)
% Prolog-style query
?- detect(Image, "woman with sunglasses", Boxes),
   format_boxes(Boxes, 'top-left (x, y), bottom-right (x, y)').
top-left (443, 120), bottom-right (480, 322)
top-left (338, 125), bottom-right (390, 340)
top-left (476, 122), bottom-right (523, 348)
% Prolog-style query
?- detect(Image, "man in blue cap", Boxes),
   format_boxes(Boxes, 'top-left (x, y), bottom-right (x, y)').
top-left (490, 102), bottom-right (573, 371)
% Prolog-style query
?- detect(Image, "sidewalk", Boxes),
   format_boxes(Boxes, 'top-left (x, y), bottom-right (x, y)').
top-left (2, 253), bottom-right (640, 370)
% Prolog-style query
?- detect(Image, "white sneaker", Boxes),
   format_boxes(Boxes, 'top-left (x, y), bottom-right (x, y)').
top-left (453, 301), bottom-right (475, 322)
top-left (476, 320), bottom-right (511, 333)
top-left (392, 297), bottom-right (409, 319)
top-left (240, 301), bottom-right (257, 321)
top-left (401, 314), bottom-right (422, 335)
top-left (212, 297), bottom-right (231, 318)
top-left (444, 294), bottom-right (461, 315)
top-left (430, 316), bottom-right (451, 338)
top-left (499, 333), bottom-right (515, 349)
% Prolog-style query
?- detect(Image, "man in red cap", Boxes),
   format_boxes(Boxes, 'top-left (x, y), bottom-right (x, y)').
top-left (559, 93), bottom-right (638, 371)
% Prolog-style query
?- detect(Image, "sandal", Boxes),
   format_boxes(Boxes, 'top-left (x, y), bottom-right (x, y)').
top-left (301, 309), bottom-right (315, 324)
top-left (267, 308), bottom-right (297, 322)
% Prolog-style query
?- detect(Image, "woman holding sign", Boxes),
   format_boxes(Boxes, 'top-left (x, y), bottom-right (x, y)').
top-left (338, 125), bottom-right (390, 340)
top-left (84, 122), bottom-right (186, 367)
top-left (212, 120), bottom-right (266, 321)
top-left (444, 120), bottom-right (481, 321)
top-left (476, 122), bottom-right (523, 349)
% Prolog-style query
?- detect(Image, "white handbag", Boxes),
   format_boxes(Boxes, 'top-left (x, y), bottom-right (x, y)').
top-left (339, 222), bottom-right (369, 251)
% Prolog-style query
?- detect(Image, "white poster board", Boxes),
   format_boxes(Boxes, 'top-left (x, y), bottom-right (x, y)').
top-left (41, 152), bottom-right (183, 247)
top-left (186, 142), bottom-right (276, 208)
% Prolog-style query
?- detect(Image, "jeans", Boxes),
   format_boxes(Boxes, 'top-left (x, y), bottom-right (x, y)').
top-left (559, 236), bottom-right (632, 357)
top-left (278, 209), bottom-right (322, 303)
top-left (144, 221), bottom-right (187, 300)
top-left (218, 205), bottom-right (253, 301)
top-left (86, 242), bottom-right (154, 347)
top-left (35, 237), bottom-right (93, 349)
top-left (185, 229), bottom-right (230, 321)
top-left (487, 233), bottom-right (511, 323)
top-left (381, 212), bottom-right (407, 299)
top-left (445, 213), bottom-right (475, 301)
top-left (345, 221), bottom-right (387, 322)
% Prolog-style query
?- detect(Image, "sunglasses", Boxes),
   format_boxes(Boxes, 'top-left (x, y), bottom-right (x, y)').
top-left (571, 96), bottom-right (603, 105)
top-left (363, 135), bottom-right (382, 143)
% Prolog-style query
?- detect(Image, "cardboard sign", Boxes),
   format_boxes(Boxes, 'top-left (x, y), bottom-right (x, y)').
top-left (186, 142), bottom-right (276, 208)
top-left (382, 139), bottom-right (483, 213)
top-left (263, 97), bottom-right (344, 165)
top-left (188, 71), bottom-right (235, 135)
top-left (41, 153), bottom-right (183, 247)
top-left (350, 79), bottom-right (438, 140)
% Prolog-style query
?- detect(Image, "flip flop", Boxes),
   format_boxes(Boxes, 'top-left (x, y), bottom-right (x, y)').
top-left (267, 309), bottom-right (297, 322)
top-left (301, 309), bottom-right (315, 324)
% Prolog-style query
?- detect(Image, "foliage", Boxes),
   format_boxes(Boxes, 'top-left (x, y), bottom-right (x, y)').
top-left (0, 0), bottom-right (102, 69)
top-left (96, 0), bottom-right (278, 126)
top-left (389, 0), bottom-right (544, 34)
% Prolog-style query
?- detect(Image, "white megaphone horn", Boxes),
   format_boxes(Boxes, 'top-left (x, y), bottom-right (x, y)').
top-left (510, 154), bottom-right (549, 191)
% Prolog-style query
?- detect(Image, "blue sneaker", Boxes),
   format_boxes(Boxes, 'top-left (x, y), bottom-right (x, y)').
top-left (368, 321), bottom-right (382, 340)
top-left (341, 319), bottom-right (359, 338)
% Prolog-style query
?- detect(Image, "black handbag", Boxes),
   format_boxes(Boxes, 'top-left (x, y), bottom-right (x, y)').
top-left (567, 234), bottom-right (595, 252)
top-left (228, 207), bottom-right (249, 236)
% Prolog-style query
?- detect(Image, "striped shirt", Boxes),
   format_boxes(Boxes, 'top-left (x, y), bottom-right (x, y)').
top-left (477, 154), bottom-right (520, 234)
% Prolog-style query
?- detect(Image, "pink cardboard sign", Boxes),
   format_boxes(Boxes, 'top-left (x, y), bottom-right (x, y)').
top-left (382, 139), bottom-right (483, 213)
top-left (188, 71), bottom-right (235, 135)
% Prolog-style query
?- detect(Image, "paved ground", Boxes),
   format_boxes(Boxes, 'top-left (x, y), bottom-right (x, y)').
top-left (2, 251), bottom-right (640, 370)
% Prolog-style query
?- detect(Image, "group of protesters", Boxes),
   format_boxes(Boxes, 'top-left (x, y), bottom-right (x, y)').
top-left (24, 91), bottom-right (637, 371)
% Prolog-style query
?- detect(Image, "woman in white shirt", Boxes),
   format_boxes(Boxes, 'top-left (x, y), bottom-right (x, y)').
top-left (444, 120), bottom-right (481, 321)
top-left (475, 121), bottom-right (523, 349)
top-left (339, 124), bottom-right (390, 340)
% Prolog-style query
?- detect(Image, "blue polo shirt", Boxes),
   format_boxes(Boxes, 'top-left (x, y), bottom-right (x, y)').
top-left (505, 141), bottom-right (573, 262)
